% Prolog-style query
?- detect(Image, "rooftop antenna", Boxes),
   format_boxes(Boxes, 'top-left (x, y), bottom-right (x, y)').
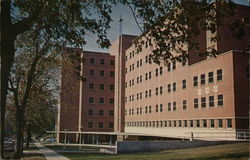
top-left (119, 14), bottom-right (123, 36)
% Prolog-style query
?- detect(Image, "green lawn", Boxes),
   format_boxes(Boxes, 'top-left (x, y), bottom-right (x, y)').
top-left (60, 142), bottom-right (249, 160)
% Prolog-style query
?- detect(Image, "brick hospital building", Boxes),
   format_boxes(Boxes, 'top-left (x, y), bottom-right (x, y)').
top-left (58, 4), bottom-right (249, 141)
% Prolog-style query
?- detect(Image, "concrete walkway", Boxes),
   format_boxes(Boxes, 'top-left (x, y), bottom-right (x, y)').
top-left (34, 143), bottom-right (70, 160)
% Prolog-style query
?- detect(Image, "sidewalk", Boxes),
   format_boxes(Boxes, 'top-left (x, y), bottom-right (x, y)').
top-left (34, 143), bottom-right (70, 160)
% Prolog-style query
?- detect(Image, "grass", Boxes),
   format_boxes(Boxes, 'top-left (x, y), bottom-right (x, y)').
top-left (59, 142), bottom-right (249, 160)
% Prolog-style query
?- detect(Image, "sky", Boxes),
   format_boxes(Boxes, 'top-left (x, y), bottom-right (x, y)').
top-left (83, 0), bottom-right (249, 53)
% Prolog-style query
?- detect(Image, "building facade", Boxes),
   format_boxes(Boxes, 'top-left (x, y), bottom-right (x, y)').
top-left (59, 49), bottom-right (115, 142)
top-left (113, 4), bottom-right (249, 140)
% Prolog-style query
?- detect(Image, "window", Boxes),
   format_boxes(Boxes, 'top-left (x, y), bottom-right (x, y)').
top-left (172, 62), bottom-right (176, 70)
top-left (218, 119), bottom-right (223, 128)
top-left (173, 102), bottom-right (176, 111)
top-left (99, 98), bottom-right (104, 104)
top-left (110, 60), bottom-right (115, 65)
top-left (99, 84), bottom-right (104, 90)
top-left (159, 67), bottom-right (163, 75)
top-left (100, 70), bottom-right (104, 76)
top-left (209, 96), bottom-right (214, 107)
top-left (208, 72), bottom-right (214, 83)
top-left (140, 59), bottom-right (142, 66)
top-left (174, 121), bottom-right (177, 127)
top-left (182, 80), bottom-right (186, 89)
top-left (217, 69), bottom-right (223, 81)
top-left (140, 92), bottom-right (142, 99)
top-left (89, 83), bottom-right (94, 89)
top-left (110, 71), bottom-right (114, 77)
top-left (193, 76), bottom-right (198, 86)
top-left (155, 87), bottom-right (158, 95)
top-left (145, 56), bottom-right (148, 63)
top-left (190, 120), bottom-right (193, 127)
top-left (178, 120), bottom-right (182, 127)
top-left (149, 72), bottom-right (152, 79)
top-left (88, 109), bottom-right (93, 115)
top-left (140, 75), bottom-right (142, 82)
top-left (145, 106), bottom-right (148, 113)
top-left (109, 122), bottom-right (114, 128)
top-left (140, 108), bottom-right (142, 114)
top-left (125, 56), bottom-right (128, 61)
top-left (201, 97), bottom-right (206, 108)
top-left (160, 104), bottom-right (163, 112)
top-left (203, 120), bottom-right (207, 127)
top-left (99, 110), bottom-right (104, 116)
top-left (109, 98), bottom-right (114, 104)
top-left (210, 119), bottom-right (215, 128)
top-left (218, 94), bottom-right (224, 106)
top-left (155, 105), bottom-right (158, 112)
top-left (155, 68), bottom-right (158, 76)
top-left (90, 58), bottom-right (95, 64)
top-left (194, 98), bottom-right (199, 109)
top-left (145, 73), bottom-right (148, 80)
top-left (196, 120), bottom-right (200, 127)
top-left (137, 77), bottom-right (139, 83)
top-left (110, 85), bottom-right (114, 90)
top-left (90, 69), bottom-right (95, 75)
top-left (89, 97), bottom-right (94, 103)
top-left (167, 63), bottom-right (171, 72)
top-left (149, 106), bottom-right (152, 113)
top-left (149, 90), bottom-right (151, 97)
top-left (98, 122), bottom-right (104, 128)
top-left (182, 60), bottom-right (187, 66)
top-left (168, 84), bottom-right (171, 92)
top-left (227, 119), bottom-right (232, 128)
top-left (200, 74), bottom-right (206, 85)
top-left (88, 122), bottom-right (93, 128)
top-left (184, 120), bottom-right (187, 127)
top-left (169, 121), bottom-right (172, 127)
top-left (132, 64), bottom-right (134, 70)
top-left (168, 103), bottom-right (171, 111)
top-left (183, 100), bottom-right (187, 110)
top-left (109, 110), bottom-right (114, 116)
top-left (160, 86), bottom-right (163, 94)
top-left (173, 82), bottom-right (176, 91)
top-left (100, 59), bottom-right (105, 64)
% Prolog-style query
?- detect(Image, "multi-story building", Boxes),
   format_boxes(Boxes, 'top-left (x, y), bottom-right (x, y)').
top-left (58, 49), bottom-right (115, 142)
top-left (113, 4), bottom-right (249, 140)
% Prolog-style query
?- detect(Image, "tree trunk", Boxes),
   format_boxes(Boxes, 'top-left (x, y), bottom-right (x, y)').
top-left (14, 107), bottom-right (25, 159)
top-left (25, 124), bottom-right (31, 149)
top-left (1, 1), bottom-right (16, 158)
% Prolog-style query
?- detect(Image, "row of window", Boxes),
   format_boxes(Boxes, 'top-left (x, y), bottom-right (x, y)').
top-left (87, 122), bottom-right (114, 129)
top-left (89, 58), bottom-right (115, 65)
top-left (126, 119), bottom-right (233, 128)
top-left (126, 60), bottom-right (184, 75)
top-left (89, 70), bottom-right (114, 77)
top-left (88, 83), bottom-right (114, 91)
top-left (125, 39), bottom-right (152, 61)
top-left (88, 97), bottom-right (114, 104)
top-left (125, 82), bottom-right (186, 102)
top-left (88, 109), bottom-right (114, 116)
top-left (126, 69), bottom-right (223, 90)
top-left (193, 69), bottom-right (223, 86)
top-left (126, 94), bottom-right (224, 115)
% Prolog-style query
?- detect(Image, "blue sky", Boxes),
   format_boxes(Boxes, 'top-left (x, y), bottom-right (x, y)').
top-left (84, 0), bottom-right (249, 53)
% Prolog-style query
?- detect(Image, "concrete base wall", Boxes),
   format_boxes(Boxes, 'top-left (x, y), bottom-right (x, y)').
top-left (116, 140), bottom-right (236, 153)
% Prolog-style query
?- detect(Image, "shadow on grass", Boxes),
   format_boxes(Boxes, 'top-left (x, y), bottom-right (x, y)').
top-left (183, 152), bottom-right (249, 160)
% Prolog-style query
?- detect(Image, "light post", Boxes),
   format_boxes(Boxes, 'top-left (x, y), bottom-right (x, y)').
top-left (79, 126), bottom-right (83, 149)
top-left (63, 129), bottom-right (68, 149)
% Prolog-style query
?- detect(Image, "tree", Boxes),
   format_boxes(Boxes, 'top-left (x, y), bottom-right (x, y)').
top-left (7, 27), bottom-right (60, 158)
top-left (1, 0), bottom-right (114, 158)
